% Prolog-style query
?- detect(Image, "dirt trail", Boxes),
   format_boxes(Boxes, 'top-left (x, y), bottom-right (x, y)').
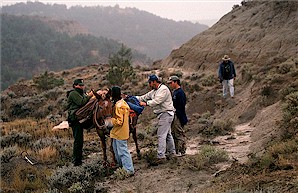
top-left (185, 122), bottom-right (254, 175)
top-left (213, 123), bottom-right (253, 163)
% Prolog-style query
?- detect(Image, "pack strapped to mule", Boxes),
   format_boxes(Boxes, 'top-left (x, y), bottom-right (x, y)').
top-left (75, 98), bottom-right (98, 123)
top-left (125, 95), bottom-right (144, 115)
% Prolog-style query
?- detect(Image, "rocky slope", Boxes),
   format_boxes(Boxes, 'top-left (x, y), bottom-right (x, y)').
top-left (161, 1), bottom-right (298, 71)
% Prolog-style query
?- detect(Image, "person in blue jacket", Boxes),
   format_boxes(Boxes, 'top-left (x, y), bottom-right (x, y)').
top-left (218, 55), bottom-right (236, 98)
top-left (167, 75), bottom-right (188, 156)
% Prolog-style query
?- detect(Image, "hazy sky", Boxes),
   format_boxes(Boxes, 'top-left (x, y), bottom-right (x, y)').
top-left (2, 0), bottom-right (243, 26)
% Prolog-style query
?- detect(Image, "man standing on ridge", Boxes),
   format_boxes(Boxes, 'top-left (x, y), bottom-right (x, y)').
top-left (167, 75), bottom-right (188, 156)
top-left (67, 79), bottom-right (94, 166)
top-left (218, 55), bottom-right (236, 98)
top-left (137, 74), bottom-right (176, 163)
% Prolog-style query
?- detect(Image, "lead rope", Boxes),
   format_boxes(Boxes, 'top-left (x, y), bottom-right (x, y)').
top-left (93, 102), bottom-right (105, 129)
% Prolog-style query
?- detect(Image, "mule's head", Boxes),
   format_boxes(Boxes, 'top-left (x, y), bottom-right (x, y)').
top-left (93, 88), bottom-right (113, 127)
top-left (93, 87), bottom-right (111, 101)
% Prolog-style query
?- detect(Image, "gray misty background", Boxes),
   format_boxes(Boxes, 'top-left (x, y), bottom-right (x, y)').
top-left (2, 0), bottom-right (242, 27)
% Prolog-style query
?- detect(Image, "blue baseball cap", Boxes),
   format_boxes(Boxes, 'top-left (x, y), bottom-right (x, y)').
top-left (148, 74), bottom-right (159, 82)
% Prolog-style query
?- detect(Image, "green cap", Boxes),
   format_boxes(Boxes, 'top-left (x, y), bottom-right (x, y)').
top-left (73, 79), bottom-right (84, 86)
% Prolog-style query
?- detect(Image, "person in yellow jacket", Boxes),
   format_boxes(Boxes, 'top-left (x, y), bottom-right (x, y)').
top-left (108, 86), bottom-right (134, 175)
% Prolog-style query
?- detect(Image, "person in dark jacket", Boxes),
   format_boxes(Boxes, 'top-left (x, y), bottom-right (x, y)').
top-left (218, 55), bottom-right (236, 98)
top-left (167, 76), bottom-right (188, 156)
top-left (67, 79), bottom-right (93, 166)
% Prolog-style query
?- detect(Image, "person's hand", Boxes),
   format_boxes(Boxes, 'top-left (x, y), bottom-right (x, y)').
top-left (140, 101), bottom-right (147, 106)
top-left (104, 118), bottom-right (113, 128)
top-left (87, 90), bottom-right (94, 97)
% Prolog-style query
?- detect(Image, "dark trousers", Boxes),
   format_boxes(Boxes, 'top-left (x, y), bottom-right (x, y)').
top-left (71, 120), bottom-right (84, 165)
top-left (171, 115), bottom-right (186, 154)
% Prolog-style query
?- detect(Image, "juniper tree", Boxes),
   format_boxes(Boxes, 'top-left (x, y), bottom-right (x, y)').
top-left (106, 44), bottom-right (136, 85)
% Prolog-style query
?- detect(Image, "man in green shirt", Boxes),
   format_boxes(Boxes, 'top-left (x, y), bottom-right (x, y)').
top-left (67, 79), bottom-right (93, 166)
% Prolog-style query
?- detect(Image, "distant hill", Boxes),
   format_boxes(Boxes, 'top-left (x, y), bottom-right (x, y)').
top-left (2, 2), bottom-right (209, 59)
top-left (1, 14), bottom-right (149, 90)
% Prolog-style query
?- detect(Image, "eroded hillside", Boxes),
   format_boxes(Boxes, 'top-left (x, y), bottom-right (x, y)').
top-left (161, 1), bottom-right (298, 71)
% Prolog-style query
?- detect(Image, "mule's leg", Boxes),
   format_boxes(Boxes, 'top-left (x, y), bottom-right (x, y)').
top-left (96, 128), bottom-right (108, 163)
top-left (131, 116), bottom-right (141, 158)
top-left (109, 138), bottom-right (117, 166)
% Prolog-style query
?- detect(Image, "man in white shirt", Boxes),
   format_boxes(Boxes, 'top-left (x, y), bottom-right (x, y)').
top-left (137, 74), bottom-right (176, 163)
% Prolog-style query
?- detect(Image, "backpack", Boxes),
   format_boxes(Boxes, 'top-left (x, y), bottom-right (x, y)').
top-left (223, 63), bottom-right (231, 78)
top-left (125, 96), bottom-right (144, 115)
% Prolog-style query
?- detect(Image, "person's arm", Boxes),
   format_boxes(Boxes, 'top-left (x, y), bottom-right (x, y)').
top-left (69, 91), bottom-right (91, 107)
top-left (177, 91), bottom-right (187, 107)
top-left (111, 104), bottom-right (125, 127)
top-left (136, 90), bottom-right (154, 103)
top-left (231, 62), bottom-right (236, 79)
top-left (218, 63), bottom-right (223, 82)
top-left (146, 87), bottom-right (167, 107)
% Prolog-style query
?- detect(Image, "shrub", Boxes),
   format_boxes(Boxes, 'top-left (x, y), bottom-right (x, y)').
top-left (8, 96), bottom-right (47, 120)
top-left (33, 71), bottom-right (64, 91)
top-left (277, 60), bottom-right (294, 74)
top-left (201, 111), bottom-right (212, 120)
top-left (199, 145), bottom-right (229, 164)
top-left (282, 91), bottom-right (298, 139)
top-left (241, 64), bottom-right (253, 83)
top-left (200, 119), bottom-right (234, 137)
top-left (280, 86), bottom-right (297, 100)
top-left (0, 145), bottom-right (18, 163)
top-left (259, 139), bottom-right (298, 170)
top-left (113, 167), bottom-right (131, 180)
top-left (32, 137), bottom-right (72, 165)
top-left (185, 145), bottom-right (229, 170)
top-left (10, 164), bottom-right (48, 192)
top-left (48, 157), bottom-right (108, 191)
top-left (187, 83), bottom-right (203, 93)
top-left (201, 74), bottom-right (217, 87)
top-left (0, 131), bottom-right (33, 148)
top-left (143, 148), bottom-right (158, 166)
top-left (68, 182), bottom-right (84, 193)
top-left (170, 71), bottom-right (183, 78)
top-left (261, 85), bottom-right (273, 96)
top-left (44, 88), bottom-right (65, 100)
top-left (94, 182), bottom-right (108, 193)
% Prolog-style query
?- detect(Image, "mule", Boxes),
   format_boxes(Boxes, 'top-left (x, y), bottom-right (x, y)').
top-left (76, 89), bottom-right (141, 165)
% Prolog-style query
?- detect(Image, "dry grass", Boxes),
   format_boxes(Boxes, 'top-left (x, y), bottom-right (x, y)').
top-left (9, 164), bottom-right (49, 192)
top-left (37, 146), bottom-right (59, 164)
top-left (2, 118), bottom-right (72, 140)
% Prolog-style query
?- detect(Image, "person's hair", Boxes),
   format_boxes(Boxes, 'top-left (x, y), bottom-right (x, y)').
top-left (173, 80), bottom-right (181, 86)
top-left (111, 86), bottom-right (122, 103)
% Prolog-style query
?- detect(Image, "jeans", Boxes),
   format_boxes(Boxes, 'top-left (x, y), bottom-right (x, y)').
top-left (157, 112), bottom-right (175, 158)
top-left (222, 79), bottom-right (234, 97)
top-left (112, 139), bottom-right (134, 174)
